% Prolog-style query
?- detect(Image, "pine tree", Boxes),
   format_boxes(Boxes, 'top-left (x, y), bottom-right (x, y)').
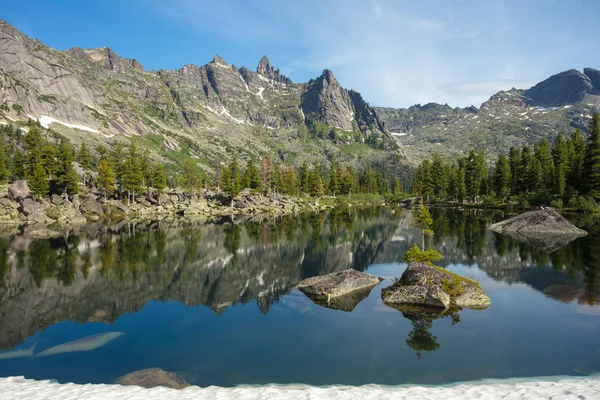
top-left (508, 147), bottom-right (521, 195)
top-left (152, 163), bottom-right (167, 193)
top-left (242, 161), bottom-right (261, 190)
top-left (12, 149), bottom-right (25, 180)
top-left (24, 126), bottom-right (44, 179)
top-left (534, 139), bottom-right (554, 190)
top-left (391, 176), bottom-right (402, 195)
top-left (412, 200), bottom-right (434, 251)
top-left (308, 166), bottom-right (324, 197)
top-left (552, 132), bottom-right (570, 197)
top-left (528, 158), bottom-right (543, 191)
top-left (282, 167), bottom-right (298, 196)
top-left (29, 163), bottom-right (49, 198)
top-left (76, 143), bottom-right (92, 169)
top-left (121, 143), bottom-right (143, 202)
top-left (342, 166), bottom-right (356, 195)
top-left (272, 164), bottom-right (283, 194)
top-left (41, 142), bottom-right (57, 179)
top-left (109, 143), bottom-right (125, 196)
top-left (0, 139), bottom-right (8, 183)
top-left (568, 129), bottom-right (586, 193)
top-left (456, 167), bottom-right (466, 203)
top-left (519, 146), bottom-right (532, 193)
top-left (97, 159), bottom-right (116, 200)
top-left (56, 142), bottom-right (79, 195)
top-left (430, 154), bottom-right (447, 198)
top-left (493, 154), bottom-right (511, 199)
top-left (329, 160), bottom-right (340, 196)
top-left (182, 159), bottom-right (201, 190)
top-left (300, 160), bottom-right (309, 194)
top-left (415, 160), bottom-right (434, 200)
top-left (464, 150), bottom-right (485, 202)
top-left (584, 113), bottom-right (600, 199)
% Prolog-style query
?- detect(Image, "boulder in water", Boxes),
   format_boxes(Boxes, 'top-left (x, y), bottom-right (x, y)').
top-left (489, 209), bottom-right (587, 252)
top-left (297, 269), bottom-right (382, 311)
top-left (382, 262), bottom-right (491, 311)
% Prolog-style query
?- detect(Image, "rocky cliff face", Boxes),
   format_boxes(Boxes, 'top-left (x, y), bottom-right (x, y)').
top-left (0, 20), bottom-right (395, 170)
top-left (524, 69), bottom-right (597, 107)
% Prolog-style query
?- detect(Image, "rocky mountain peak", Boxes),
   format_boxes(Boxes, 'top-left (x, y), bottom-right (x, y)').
top-left (584, 68), bottom-right (600, 93)
top-left (257, 55), bottom-right (272, 75)
top-left (525, 69), bottom-right (593, 107)
top-left (321, 69), bottom-right (337, 84)
top-left (212, 54), bottom-right (226, 64)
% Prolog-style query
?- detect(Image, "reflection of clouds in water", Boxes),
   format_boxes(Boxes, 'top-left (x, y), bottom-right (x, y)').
top-left (570, 302), bottom-right (600, 316)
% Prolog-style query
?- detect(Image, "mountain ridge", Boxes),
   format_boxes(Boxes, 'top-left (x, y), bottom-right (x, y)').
top-left (1, 19), bottom-right (599, 169)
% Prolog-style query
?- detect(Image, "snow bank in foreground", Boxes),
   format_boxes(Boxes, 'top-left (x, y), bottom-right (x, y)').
top-left (1, 376), bottom-right (599, 400)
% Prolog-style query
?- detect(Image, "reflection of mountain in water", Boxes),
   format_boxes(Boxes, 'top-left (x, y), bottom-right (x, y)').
top-left (0, 207), bottom-right (598, 351)
top-left (0, 208), bottom-right (398, 350)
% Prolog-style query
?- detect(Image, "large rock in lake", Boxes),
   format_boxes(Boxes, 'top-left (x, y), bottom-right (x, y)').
top-left (382, 262), bottom-right (491, 311)
top-left (489, 209), bottom-right (587, 252)
top-left (297, 269), bottom-right (382, 312)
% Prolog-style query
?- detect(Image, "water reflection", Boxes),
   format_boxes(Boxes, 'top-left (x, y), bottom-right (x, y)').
top-left (0, 207), bottom-right (598, 355)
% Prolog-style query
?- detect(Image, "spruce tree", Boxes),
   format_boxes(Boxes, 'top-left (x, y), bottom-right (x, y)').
top-left (12, 149), bottom-right (25, 180)
top-left (76, 143), bottom-right (92, 169)
top-left (412, 200), bottom-right (434, 251)
top-left (24, 126), bottom-right (44, 179)
top-left (309, 167), bottom-right (324, 197)
top-left (56, 142), bottom-right (79, 195)
top-left (97, 159), bottom-right (116, 200)
top-left (282, 167), bottom-right (298, 196)
top-left (329, 160), bottom-right (340, 196)
top-left (508, 147), bottom-right (521, 195)
top-left (0, 140), bottom-right (8, 183)
top-left (456, 167), bottom-right (467, 203)
top-left (528, 158), bottom-right (543, 192)
top-left (342, 166), bottom-right (356, 195)
top-left (300, 160), bottom-right (309, 193)
top-left (493, 154), bottom-right (511, 199)
top-left (584, 113), bottom-right (600, 199)
top-left (29, 163), bottom-right (49, 198)
top-left (152, 163), bottom-right (167, 193)
top-left (41, 142), bottom-right (57, 180)
top-left (568, 129), bottom-right (586, 193)
top-left (519, 146), bottom-right (532, 193)
top-left (415, 160), bottom-right (434, 200)
top-left (272, 164), bottom-right (283, 194)
top-left (121, 143), bottom-right (143, 202)
top-left (430, 154), bottom-right (447, 198)
top-left (242, 161), bottom-right (261, 190)
top-left (552, 133), bottom-right (570, 197)
top-left (534, 139), bottom-right (554, 190)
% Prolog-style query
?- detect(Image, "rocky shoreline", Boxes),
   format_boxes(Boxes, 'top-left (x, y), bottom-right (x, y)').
top-left (0, 181), bottom-right (342, 237)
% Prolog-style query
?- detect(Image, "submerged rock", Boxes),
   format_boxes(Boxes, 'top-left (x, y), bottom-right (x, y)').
top-left (116, 368), bottom-right (190, 389)
top-left (297, 269), bottom-right (382, 311)
top-left (489, 209), bottom-right (587, 252)
top-left (382, 262), bottom-right (491, 311)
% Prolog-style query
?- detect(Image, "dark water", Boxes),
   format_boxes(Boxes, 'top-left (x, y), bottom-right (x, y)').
top-left (0, 207), bottom-right (599, 387)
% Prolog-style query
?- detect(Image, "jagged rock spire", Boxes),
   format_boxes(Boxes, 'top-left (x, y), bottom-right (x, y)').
top-left (257, 55), bottom-right (273, 75)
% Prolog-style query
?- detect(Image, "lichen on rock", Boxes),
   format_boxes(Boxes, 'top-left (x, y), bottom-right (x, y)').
top-left (382, 262), bottom-right (490, 311)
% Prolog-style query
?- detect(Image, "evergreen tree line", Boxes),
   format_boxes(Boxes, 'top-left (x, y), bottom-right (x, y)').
top-left (215, 152), bottom-right (406, 199)
top-left (1, 121), bottom-right (406, 201)
top-left (413, 113), bottom-right (600, 211)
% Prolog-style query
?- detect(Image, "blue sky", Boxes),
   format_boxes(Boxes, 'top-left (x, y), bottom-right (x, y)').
top-left (3, 0), bottom-right (600, 108)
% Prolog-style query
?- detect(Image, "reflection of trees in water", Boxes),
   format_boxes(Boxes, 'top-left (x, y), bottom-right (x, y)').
top-left (429, 208), bottom-right (600, 304)
top-left (403, 310), bottom-right (460, 358)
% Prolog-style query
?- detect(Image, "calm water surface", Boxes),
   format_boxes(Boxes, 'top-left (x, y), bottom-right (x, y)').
top-left (0, 208), bottom-right (599, 387)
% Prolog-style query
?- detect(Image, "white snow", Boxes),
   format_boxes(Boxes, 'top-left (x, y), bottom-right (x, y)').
top-left (213, 62), bottom-right (230, 70)
top-left (203, 104), bottom-right (245, 125)
top-left (471, 116), bottom-right (478, 120)
top-left (5, 115), bottom-right (16, 122)
top-left (564, 105), bottom-right (573, 109)
top-left (238, 75), bottom-right (250, 92)
top-left (1, 376), bottom-right (599, 400)
top-left (37, 115), bottom-right (100, 133)
top-left (258, 75), bottom-right (270, 83)
top-left (299, 107), bottom-right (305, 120)
top-left (390, 132), bottom-right (407, 137)
top-left (256, 87), bottom-right (265, 101)
top-left (0, 121), bottom-right (7, 125)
